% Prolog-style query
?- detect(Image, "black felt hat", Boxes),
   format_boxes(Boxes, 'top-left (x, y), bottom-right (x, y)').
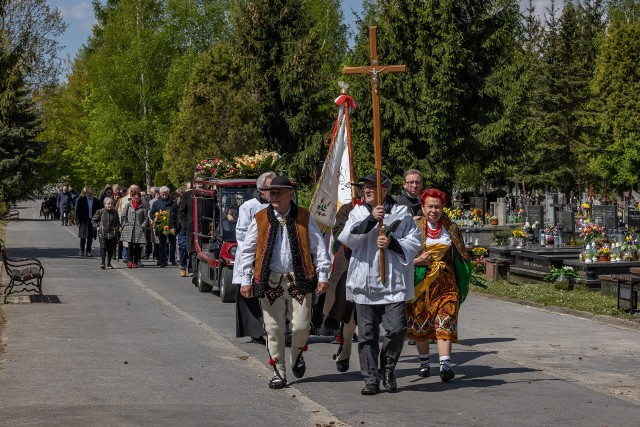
top-left (358, 173), bottom-right (392, 190)
top-left (260, 175), bottom-right (295, 191)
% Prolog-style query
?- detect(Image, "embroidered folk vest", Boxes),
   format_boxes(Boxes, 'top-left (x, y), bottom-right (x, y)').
top-left (252, 204), bottom-right (318, 298)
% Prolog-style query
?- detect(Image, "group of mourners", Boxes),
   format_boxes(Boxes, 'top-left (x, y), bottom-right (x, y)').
top-left (233, 169), bottom-right (469, 395)
top-left (52, 167), bottom-right (468, 395)
top-left (52, 183), bottom-right (196, 276)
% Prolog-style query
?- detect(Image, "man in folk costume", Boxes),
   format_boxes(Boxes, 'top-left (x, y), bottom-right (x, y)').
top-left (338, 173), bottom-right (421, 395)
top-left (234, 171), bottom-right (276, 344)
top-left (238, 176), bottom-right (331, 389)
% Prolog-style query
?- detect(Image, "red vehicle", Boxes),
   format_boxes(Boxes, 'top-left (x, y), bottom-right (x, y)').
top-left (191, 178), bottom-right (258, 302)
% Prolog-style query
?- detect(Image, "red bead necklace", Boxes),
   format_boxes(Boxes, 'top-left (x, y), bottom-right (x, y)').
top-left (426, 220), bottom-right (443, 239)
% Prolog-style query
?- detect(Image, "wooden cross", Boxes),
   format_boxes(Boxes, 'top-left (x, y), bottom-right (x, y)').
top-left (343, 26), bottom-right (406, 283)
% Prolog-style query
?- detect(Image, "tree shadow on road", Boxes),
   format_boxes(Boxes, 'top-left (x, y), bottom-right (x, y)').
top-left (3, 247), bottom-right (83, 259)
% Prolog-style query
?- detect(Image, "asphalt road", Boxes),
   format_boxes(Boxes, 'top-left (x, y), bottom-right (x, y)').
top-left (1, 201), bottom-right (639, 426)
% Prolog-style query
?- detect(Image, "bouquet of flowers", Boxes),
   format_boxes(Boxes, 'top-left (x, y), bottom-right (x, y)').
top-left (154, 210), bottom-right (171, 235)
top-left (443, 207), bottom-right (463, 221)
top-left (512, 229), bottom-right (526, 238)
top-left (580, 223), bottom-right (605, 243)
top-left (470, 247), bottom-right (488, 273)
top-left (596, 246), bottom-right (611, 257)
top-left (194, 158), bottom-right (240, 180)
top-left (233, 150), bottom-right (283, 177)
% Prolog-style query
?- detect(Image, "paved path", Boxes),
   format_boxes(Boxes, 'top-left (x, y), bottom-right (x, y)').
top-left (1, 201), bottom-right (639, 426)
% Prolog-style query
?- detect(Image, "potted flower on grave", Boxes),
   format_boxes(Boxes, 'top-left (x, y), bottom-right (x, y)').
top-left (596, 246), bottom-right (611, 262)
top-left (522, 221), bottom-right (538, 243)
top-left (512, 229), bottom-right (526, 247)
top-left (544, 224), bottom-right (558, 245)
top-left (544, 265), bottom-right (580, 291)
top-left (489, 215), bottom-right (498, 225)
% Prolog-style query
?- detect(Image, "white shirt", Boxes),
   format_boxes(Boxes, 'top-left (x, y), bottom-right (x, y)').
top-left (238, 206), bottom-right (331, 286)
top-left (232, 197), bottom-right (269, 284)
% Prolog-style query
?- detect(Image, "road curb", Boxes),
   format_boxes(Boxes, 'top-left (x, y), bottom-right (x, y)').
top-left (472, 291), bottom-right (640, 332)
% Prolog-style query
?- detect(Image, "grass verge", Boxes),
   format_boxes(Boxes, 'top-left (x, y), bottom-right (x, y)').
top-left (471, 277), bottom-right (640, 324)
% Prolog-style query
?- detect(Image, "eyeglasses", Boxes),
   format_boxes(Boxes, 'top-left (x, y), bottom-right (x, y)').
top-left (360, 184), bottom-right (376, 191)
top-left (405, 180), bottom-right (422, 186)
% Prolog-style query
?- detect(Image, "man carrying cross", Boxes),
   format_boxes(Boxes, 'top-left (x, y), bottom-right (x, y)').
top-left (339, 26), bottom-right (420, 395)
top-left (338, 173), bottom-right (420, 395)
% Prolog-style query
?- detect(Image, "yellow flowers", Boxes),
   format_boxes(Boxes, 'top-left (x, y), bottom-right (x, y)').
top-left (512, 229), bottom-right (526, 238)
top-left (154, 210), bottom-right (171, 235)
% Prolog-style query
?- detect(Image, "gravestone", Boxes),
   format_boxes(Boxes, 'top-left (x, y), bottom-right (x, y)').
top-left (627, 208), bottom-right (640, 230)
top-left (559, 210), bottom-right (575, 234)
top-left (470, 196), bottom-right (484, 215)
top-left (593, 205), bottom-right (617, 230)
top-left (526, 205), bottom-right (544, 226)
top-left (545, 193), bottom-right (557, 224)
top-left (495, 199), bottom-right (507, 225)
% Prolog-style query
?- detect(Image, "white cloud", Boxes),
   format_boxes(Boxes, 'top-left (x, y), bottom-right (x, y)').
top-left (55, 1), bottom-right (95, 30)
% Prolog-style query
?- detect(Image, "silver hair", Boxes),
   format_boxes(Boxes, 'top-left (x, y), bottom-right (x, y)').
top-left (159, 186), bottom-right (170, 194)
top-left (103, 197), bottom-right (114, 205)
top-left (256, 171), bottom-right (276, 190)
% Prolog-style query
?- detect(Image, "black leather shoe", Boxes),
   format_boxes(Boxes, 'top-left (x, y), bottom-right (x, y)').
top-left (336, 359), bottom-right (349, 373)
top-left (440, 369), bottom-right (455, 382)
top-left (418, 366), bottom-right (431, 378)
top-left (383, 370), bottom-right (398, 392)
top-left (269, 375), bottom-right (287, 389)
top-left (250, 337), bottom-right (266, 345)
top-left (292, 354), bottom-right (306, 379)
top-left (360, 383), bottom-right (380, 395)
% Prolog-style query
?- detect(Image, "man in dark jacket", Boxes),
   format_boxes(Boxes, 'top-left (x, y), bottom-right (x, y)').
top-left (170, 186), bottom-right (188, 276)
top-left (178, 187), bottom-right (196, 277)
top-left (57, 186), bottom-right (73, 226)
top-left (76, 187), bottom-right (102, 256)
top-left (150, 186), bottom-right (176, 267)
top-left (394, 169), bottom-right (424, 219)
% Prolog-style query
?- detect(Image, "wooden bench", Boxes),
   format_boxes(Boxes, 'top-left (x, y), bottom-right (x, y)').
top-left (1, 245), bottom-right (44, 303)
top-left (5, 209), bottom-right (19, 221)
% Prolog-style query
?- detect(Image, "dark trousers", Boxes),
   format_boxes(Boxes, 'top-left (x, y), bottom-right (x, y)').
top-left (158, 233), bottom-right (176, 266)
top-left (80, 237), bottom-right (94, 253)
top-left (355, 301), bottom-right (407, 385)
top-left (177, 231), bottom-right (192, 271)
top-left (99, 237), bottom-right (117, 264)
top-left (127, 243), bottom-right (143, 263)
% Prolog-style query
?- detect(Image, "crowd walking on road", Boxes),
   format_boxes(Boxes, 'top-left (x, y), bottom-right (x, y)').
top-left (46, 168), bottom-right (472, 395)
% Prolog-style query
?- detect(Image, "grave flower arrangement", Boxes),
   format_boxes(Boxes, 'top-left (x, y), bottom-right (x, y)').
top-left (470, 247), bottom-right (489, 274)
top-left (512, 229), bottom-right (526, 238)
top-left (580, 223), bottom-right (605, 244)
top-left (596, 246), bottom-right (611, 256)
top-left (443, 207), bottom-right (463, 221)
top-left (154, 210), bottom-right (171, 235)
top-left (544, 266), bottom-right (579, 290)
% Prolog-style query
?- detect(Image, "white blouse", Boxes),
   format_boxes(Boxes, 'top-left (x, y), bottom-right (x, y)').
top-left (425, 222), bottom-right (452, 246)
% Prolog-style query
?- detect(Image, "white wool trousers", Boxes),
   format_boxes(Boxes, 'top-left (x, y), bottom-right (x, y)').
top-left (261, 273), bottom-right (312, 381)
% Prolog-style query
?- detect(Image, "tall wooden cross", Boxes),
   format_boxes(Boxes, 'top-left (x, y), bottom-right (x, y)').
top-left (343, 26), bottom-right (406, 283)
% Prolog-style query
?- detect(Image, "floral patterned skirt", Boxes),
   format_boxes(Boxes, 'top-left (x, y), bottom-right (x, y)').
top-left (405, 265), bottom-right (460, 342)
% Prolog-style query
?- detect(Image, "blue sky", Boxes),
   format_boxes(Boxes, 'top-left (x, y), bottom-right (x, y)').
top-left (50, 0), bottom-right (549, 62)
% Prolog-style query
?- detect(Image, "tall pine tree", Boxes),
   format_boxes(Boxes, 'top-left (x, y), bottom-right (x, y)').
top-left (230, 0), bottom-right (342, 182)
top-left (0, 34), bottom-right (45, 203)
